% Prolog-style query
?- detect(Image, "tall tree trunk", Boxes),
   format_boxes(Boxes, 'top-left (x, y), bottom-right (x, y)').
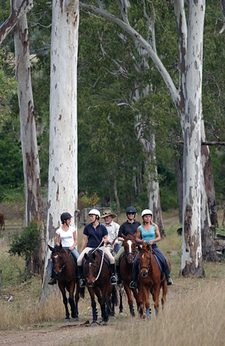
top-left (13, 0), bottom-right (44, 274)
top-left (41, 0), bottom-right (79, 295)
top-left (180, 0), bottom-right (205, 277)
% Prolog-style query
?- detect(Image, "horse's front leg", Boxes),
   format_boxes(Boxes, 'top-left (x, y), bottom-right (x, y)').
top-left (68, 282), bottom-right (78, 320)
top-left (58, 284), bottom-right (70, 321)
top-left (99, 287), bottom-right (109, 325)
top-left (151, 284), bottom-right (160, 316)
top-left (119, 285), bottom-right (123, 314)
top-left (88, 288), bottom-right (98, 326)
top-left (123, 284), bottom-right (135, 317)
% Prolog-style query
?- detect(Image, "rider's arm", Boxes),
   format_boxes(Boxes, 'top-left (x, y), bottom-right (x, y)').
top-left (80, 234), bottom-right (88, 252)
top-left (150, 224), bottom-right (161, 244)
top-left (56, 233), bottom-right (60, 246)
top-left (135, 227), bottom-right (144, 244)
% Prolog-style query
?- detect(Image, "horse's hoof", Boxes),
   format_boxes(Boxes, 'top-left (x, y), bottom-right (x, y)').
top-left (73, 317), bottom-right (79, 321)
top-left (65, 318), bottom-right (70, 322)
top-left (91, 322), bottom-right (98, 327)
top-left (119, 312), bottom-right (124, 315)
top-left (100, 321), bottom-right (108, 326)
top-left (110, 315), bottom-right (116, 320)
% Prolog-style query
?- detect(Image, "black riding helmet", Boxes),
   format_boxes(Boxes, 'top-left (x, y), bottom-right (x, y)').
top-left (125, 206), bottom-right (136, 214)
top-left (61, 212), bottom-right (72, 223)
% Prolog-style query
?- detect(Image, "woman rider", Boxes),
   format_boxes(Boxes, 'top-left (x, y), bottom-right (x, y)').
top-left (77, 208), bottom-right (117, 287)
top-left (129, 209), bottom-right (173, 289)
top-left (48, 212), bottom-right (79, 285)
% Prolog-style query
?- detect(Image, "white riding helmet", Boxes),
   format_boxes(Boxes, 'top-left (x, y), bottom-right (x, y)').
top-left (89, 209), bottom-right (101, 218)
top-left (141, 209), bottom-right (153, 217)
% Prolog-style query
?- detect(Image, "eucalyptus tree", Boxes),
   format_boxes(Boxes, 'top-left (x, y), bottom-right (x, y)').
top-left (42, 0), bottom-right (79, 292)
top-left (79, 0), bottom-right (223, 275)
top-left (13, 0), bottom-right (44, 273)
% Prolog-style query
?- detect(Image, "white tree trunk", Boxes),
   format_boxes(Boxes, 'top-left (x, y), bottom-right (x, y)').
top-left (42, 0), bottom-right (79, 292)
top-left (180, 0), bottom-right (205, 276)
top-left (13, 0), bottom-right (44, 273)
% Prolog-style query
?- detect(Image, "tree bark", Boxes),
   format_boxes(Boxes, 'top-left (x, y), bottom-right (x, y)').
top-left (0, 0), bottom-right (33, 45)
top-left (13, 0), bottom-right (44, 274)
top-left (41, 0), bottom-right (79, 296)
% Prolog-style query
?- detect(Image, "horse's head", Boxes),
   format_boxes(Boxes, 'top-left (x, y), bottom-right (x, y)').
top-left (84, 251), bottom-right (101, 287)
top-left (123, 234), bottom-right (136, 264)
top-left (49, 244), bottom-right (68, 276)
top-left (138, 242), bottom-right (152, 278)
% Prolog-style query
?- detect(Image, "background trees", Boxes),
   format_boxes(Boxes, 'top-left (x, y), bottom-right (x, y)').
top-left (1, 1), bottom-right (225, 277)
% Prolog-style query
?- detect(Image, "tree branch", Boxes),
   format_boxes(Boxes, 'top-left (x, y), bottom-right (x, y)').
top-left (0, 0), bottom-right (33, 45)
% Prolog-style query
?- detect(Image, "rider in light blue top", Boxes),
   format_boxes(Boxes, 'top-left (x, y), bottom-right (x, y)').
top-left (129, 209), bottom-right (173, 289)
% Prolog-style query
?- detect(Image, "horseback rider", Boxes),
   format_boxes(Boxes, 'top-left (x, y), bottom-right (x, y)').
top-left (77, 208), bottom-right (117, 287)
top-left (115, 206), bottom-right (141, 284)
top-left (101, 210), bottom-right (121, 255)
top-left (129, 209), bottom-right (173, 289)
top-left (48, 212), bottom-right (79, 285)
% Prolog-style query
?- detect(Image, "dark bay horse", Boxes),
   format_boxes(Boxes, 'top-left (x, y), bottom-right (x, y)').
top-left (119, 234), bottom-right (139, 317)
top-left (137, 242), bottom-right (168, 319)
top-left (48, 244), bottom-right (84, 321)
top-left (83, 249), bottom-right (118, 326)
top-left (0, 213), bottom-right (5, 230)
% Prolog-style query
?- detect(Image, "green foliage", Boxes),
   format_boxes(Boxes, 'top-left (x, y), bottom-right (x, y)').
top-left (8, 221), bottom-right (40, 261)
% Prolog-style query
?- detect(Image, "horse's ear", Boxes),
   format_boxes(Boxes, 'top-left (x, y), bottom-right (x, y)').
top-left (84, 253), bottom-right (88, 259)
top-left (48, 244), bottom-right (54, 251)
top-left (93, 252), bottom-right (96, 259)
top-left (121, 233), bottom-right (125, 239)
top-left (138, 245), bottom-right (141, 251)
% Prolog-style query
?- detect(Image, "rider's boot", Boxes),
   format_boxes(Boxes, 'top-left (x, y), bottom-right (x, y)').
top-left (167, 275), bottom-right (173, 285)
top-left (110, 264), bottom-right (117, 285)
top-left (48, 277), bottom-right (57, 285)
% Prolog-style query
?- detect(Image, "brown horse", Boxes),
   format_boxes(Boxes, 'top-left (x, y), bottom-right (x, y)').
top-left (0, 213), bottom-right (5, 231)
top-left (83, 249), bottom-right (118, 326)
top-left (48, 244), bottom-right (84, 321)
top-left (137, 242), bottom-right (168, 319)
top-left (119, 234), bottom-right (139, 317)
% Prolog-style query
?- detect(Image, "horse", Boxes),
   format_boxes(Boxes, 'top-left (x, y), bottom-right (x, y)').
top-left (48, 244), bottom-right (84, 322)
top-left (0, 213), bottom-right (5, 230)
top-left (119, 234), bottom-right (139, 317)
top-left (83, 249), bottom-right (118, 326)
top-left (137, 242), bottom-right (168, 319)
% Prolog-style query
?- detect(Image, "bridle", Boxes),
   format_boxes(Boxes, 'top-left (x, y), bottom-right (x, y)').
top-left (124, 238), bottom-right (137, 263)
top-left (52, 248), bottom-right (69, 276)
top-left (84, 242), bottom-right (104, 284)
top-left (139, 249), bottom-right (152, 276)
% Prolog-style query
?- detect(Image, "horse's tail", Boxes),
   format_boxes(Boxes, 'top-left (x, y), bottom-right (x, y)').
top-left (79, 286), bottom-right (85, 298)
top-left (111, 285), bottom-right (118, 306)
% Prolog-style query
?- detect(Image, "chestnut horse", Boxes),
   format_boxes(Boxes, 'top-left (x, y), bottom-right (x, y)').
top-left (119, 234), bottom-right (139, 317)
top-left (83, 249), bottom-right (118, 326)
top-left (137, 242), bottom-right (168, 319)
top-left (48, 244), bottom-right (84, 321)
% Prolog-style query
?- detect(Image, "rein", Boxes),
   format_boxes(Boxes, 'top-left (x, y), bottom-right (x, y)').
top-left (87, 240), bottom-right (104, 282)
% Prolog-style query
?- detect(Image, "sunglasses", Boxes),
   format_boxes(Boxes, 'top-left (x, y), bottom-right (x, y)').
top-left (127, 212), bottom-right (135, 215)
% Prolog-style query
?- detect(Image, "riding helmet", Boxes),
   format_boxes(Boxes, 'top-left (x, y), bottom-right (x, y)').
top-left (88, 209), bottom-right (101, 218)
top-left (141, 209), bottom-right (153, 217)
top-left (125, 206), bottom-right (136, 214)
top-left (60, 212), bottom-right (72, 222)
